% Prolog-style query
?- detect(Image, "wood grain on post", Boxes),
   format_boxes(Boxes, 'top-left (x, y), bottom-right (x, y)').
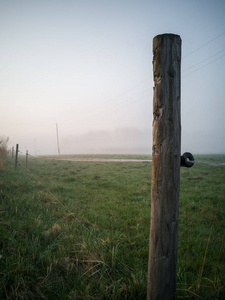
top-left (148, 34), bottom-right (182, 300)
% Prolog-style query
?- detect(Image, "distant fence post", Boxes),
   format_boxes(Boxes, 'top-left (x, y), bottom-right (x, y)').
top-left (147, 34), bottom-right (182, 300)
top-left (15, 144), bottom-right (19, 169)
top-left (56, 123), bottom-right (60, 155)
top-left (26, 150), bottom-right (28, 183)
top-left (12, 146), bottom-right (14, 159)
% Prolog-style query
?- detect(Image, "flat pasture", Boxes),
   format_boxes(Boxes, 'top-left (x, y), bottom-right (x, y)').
top-left (0, 154), bottom-right (224, 299)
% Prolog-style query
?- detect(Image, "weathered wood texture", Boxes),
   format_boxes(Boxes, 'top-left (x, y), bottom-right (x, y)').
top-left (147, 34), bottom-right (182, 300)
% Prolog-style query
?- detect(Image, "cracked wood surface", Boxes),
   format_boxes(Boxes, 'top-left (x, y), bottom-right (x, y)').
top-left (148, 34), bottom-right (182, 300)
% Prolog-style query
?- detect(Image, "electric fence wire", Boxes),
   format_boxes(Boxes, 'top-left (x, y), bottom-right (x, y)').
top-left (60, 36), bottom-right (225, 132)
top-left (6, 33), bottom-right (225, 154)
top-left (9, 32), bottom-right (225, 162)
top-left (8, 150), bottom-right (225, 284)
top-left (17, 149), bottom-right (225, 166)
top-left (182, 48), bottom-right (225, 73)
top-left (182, 53), bottom-right (225, 79)
top-left (192, 160), bottom-right (225, 167)
top-left (80, 43), bottom-right (225, 123)
top-left (182, 31), bottom-right (225, 58)
top-left (89, 31), bottom-right (225, 119)
top-left (64, 86), bottom-right (152, 131)
top-left (14, 143), bottom-right (225, 167)
top-left (7, 150), bottom-right (225, 298)
top-left (16, 153), bottom-right (134, 275)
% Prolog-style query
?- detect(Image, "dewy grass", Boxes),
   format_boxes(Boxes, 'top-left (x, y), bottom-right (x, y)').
top-left (0, 154), bottom-right (224, 299)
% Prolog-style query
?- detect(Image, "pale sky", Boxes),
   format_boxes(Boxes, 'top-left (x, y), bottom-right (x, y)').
top-left (1, 0), bottom-right (225, 155)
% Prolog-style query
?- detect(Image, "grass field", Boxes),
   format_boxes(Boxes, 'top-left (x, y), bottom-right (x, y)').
top-left (0, 154), bottom-right (224, 299)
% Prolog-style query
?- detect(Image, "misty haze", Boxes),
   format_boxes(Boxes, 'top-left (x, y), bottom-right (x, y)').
top-left (61, 128), bottom-right (151, 155)
top-left (1, 1), bottom-right (225, 155)
top-left (1, 2), bottom-right (225, 299)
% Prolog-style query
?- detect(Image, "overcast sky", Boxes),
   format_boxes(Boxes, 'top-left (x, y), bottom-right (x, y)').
top-left (1, 0), bottom-right (225, 155)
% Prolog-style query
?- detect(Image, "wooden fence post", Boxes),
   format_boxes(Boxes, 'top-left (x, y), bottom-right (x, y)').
top-left (147, 34), bottom-right (182, 300)
top-left (26, 150), bottom-right (28, 183)
top-left (15, 144), bottom-right (19, 169)
top-left (12, 146), bottom-right (14, 159)
top-left (56, 123), bottom-right (60, 155)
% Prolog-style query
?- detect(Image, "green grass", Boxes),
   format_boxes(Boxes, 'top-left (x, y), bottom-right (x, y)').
top-left (0, 154), bottom-right (224, 299)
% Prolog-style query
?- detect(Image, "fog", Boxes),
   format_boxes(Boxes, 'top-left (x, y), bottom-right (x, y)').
top-left (61, 128), bottom-right (151, 155)
top-left (1, 0), bottom-right (225, 156)
top-left (13, 125), bottom-right (225, 157)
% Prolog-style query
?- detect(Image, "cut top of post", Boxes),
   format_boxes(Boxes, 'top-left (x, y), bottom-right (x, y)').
top-left (153, 34), bottom-right (182, 83)
top-left (153, 33), bottom-right (181, 39)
